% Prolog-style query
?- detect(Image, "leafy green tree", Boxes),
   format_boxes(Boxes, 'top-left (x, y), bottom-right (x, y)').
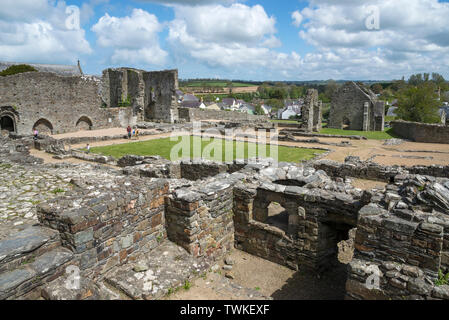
top-left (396, 82), bottom-right (441, 123)
top-left (371, 83), bottom-right (383, 94)
top-left (324, 80), bottom-right (338, 100)
top-left (254, 104), bottom-right (265, 115)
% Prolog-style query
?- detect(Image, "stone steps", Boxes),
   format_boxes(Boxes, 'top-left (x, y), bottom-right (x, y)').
top-left (0, 226), bottom-right (61, 273)
top-left (0, 247), bottom-right (73, 299)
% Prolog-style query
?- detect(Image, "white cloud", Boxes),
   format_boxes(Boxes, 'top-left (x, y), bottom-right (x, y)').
top-left (168, 3), bottom-right (301, 78)
top-left (91, 9), bottom-right (167, 66)
top-left (136, 0), bottom-right (236, 6)
top-left (293, 0), bottom-right (449, 78)
top-left (0, 0), bottom-right (92, 64)
top-left (291, 10), bottom-right (303, 27)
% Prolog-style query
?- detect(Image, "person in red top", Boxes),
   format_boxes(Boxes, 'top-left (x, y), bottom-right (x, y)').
top-left (127, 125), bottom-right (132, 139)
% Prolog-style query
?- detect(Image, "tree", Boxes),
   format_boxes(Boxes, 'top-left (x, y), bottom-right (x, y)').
top-left (396, 82), bottom-right (441, 123)
top-left (324, 80), bottom-right (338, 100)
top-left (371, 83), bottom-right (383, 94)
top-left (254, 104), bottom-right (265, 115)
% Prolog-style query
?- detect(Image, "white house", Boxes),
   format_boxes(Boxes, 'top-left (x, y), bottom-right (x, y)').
top-left (278, 105), bottom-right (301, 120)
top-left (260, 104), bottom-right (272, 115)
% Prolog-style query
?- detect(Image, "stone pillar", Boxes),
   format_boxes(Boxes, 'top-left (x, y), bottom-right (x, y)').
top-left (363, 102), bottom-right (370, 132)
top-left (301, 89), bottom-right (318, 132)
top-left (313, 100), bottom-right (323, 132)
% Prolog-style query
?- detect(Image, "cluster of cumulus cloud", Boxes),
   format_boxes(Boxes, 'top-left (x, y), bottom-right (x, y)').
top-left (1, 0), bottom-right (448, 79)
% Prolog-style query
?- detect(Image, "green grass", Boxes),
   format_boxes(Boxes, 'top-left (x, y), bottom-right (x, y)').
top-left (90, 136), bottom-right (325, 163)
top-left (270, 120), bottom-right (301, 124)
top-left (319, 128), bottom-right (398, 140)
top-left (385, 116), bottom-right (397, 122)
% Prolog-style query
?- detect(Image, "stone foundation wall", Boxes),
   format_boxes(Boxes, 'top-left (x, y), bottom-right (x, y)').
top-left (312, 159), bottom-right (405, 182)
top-left (346, 172), bottom-right (449, 300)
top-left (232, 164), bottom-right (365, 272)
top-left (165, 179), bottom-right (235, 262)
top-left (37, 178), bottom-right (169, 276)
top-left (392, 120), bottom-right (449, 144)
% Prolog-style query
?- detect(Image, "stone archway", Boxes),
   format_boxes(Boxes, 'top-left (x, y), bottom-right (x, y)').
top-left (0, 106), bottom-right (19, 134)
top-left (76, 116), bottom-right (93, 131)
top-left (33, 118), bottom-right (53, 135)
top-left (0, 115), bottom-right (15, 133)
top-left (342, 117), bottom-right (351, 130)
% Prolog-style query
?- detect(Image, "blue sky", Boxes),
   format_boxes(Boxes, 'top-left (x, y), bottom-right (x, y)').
top-left (1, 0), bottom-right (449, 81)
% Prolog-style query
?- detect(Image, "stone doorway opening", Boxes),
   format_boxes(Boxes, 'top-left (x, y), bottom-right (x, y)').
top-left (33, 119), bottom-right (53, 135)
top-left (318, 221), bottom-right (354, 269)
top-left (0, 115), bottom-right (15, 133)
top-left (342, 117), bottom-right (351, 130)
top-left (76, 116), bottom-right (93, 131)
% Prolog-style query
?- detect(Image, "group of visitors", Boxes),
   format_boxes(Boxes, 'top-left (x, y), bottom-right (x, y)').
top-left (126, 125), bottom-right (139, 140)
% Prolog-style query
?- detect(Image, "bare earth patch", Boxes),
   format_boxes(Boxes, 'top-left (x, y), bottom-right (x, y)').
top-left (167, 249), bottom-right (348, 300)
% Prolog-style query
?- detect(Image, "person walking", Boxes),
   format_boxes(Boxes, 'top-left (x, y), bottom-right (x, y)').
top-left (33, 128), bottom-right (39, 140)
top-left (127, 125), bottom-right (132, 139)
top-left (86, 144), bottom-right (91, 154)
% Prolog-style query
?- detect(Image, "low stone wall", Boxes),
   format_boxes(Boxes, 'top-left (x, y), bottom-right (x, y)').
top-left (312, 157), bottom-right (449, 181)
top-left (312, 158), bottom-right (405, 182)
top-left (180, 160), bottom-right (246, 181)
top-left (406, 165), bottom-right (449, 178)
top-left (346, 172), bottom-right (449, 300)
top-left (165, 178), bottom-right (235, 261)
top-left (178, 107), bottom-right (268, 122)
top-left (391, 120), bottom-right (449, 144)
top-left (232, 164), bottom-right (366, 272)
top-left (37, 177), bottom-right (169, 277)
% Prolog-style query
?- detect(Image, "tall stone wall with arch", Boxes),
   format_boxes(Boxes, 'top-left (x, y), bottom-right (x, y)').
top-left (0, 69), bottom-right (176, 135)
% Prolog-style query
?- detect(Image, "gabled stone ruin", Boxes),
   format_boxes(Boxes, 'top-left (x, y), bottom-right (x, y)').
top-left (329, 82), bottom-right (385, 132)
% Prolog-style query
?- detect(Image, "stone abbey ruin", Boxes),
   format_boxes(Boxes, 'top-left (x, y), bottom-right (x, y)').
top-left (329, 82), bottom-right (385, 132)
top-left (1, 65), bottom-right (449, 301)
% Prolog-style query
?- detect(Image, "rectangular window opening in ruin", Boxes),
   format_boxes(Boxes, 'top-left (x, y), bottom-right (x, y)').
top-left (266, 202), bottom-right (289, 233)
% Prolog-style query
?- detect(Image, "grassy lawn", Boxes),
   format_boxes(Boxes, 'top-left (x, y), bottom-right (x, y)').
top-left (270, 120), bottom-right (301, 124)
top-left (90, 136), bottom-right (325, 163)
top-left (319, 127), bottom-right (398, 140)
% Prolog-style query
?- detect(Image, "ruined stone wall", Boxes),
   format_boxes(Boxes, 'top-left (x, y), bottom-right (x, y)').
top-left (392, 120), bottom-right (449, 144)
top-left (101, 68), bottom-right (146, 122)
top-left (165, 180), bottom-right (235, 262)
top-left (301, 89), bottom-right (321, 132)
top-left (329, 82), bottom-right (382, 131)
top-left (178, 108), bottom-right (268, 122)
top-left (143, 70), bottom-right (179, 123)
top-left (37, 178), bottom-right (169, 276)
top-left (312, 158), bottom-right (405, 182)
top-left (0, 72), bottom-right (135, 135)
top-left (346, 171), bottom-right (449, 300)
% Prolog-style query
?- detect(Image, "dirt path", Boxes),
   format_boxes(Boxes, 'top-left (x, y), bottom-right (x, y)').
top-left (167, 249), bottom-right (348, 300)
